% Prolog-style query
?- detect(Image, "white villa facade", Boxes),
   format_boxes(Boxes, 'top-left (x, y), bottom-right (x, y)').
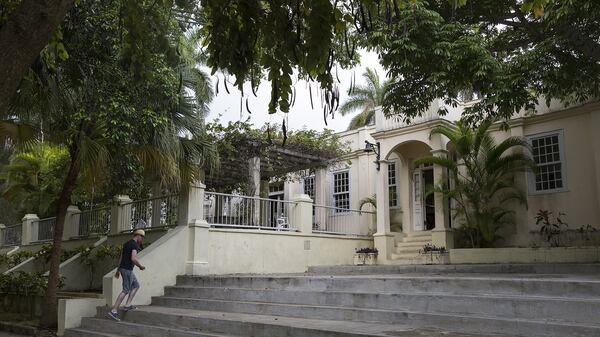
top-left (282, 99), bottom-right (600, 262)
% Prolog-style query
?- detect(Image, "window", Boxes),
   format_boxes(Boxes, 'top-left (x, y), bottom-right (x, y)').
top-left (528, 130), bottom-right (566, 193)
top-left (388, 161), bottom-right (398, 207)
top-left (333, 171), bottom-right (350, 212)
top-left (269, 182), bottom-right (284, 194)
top-left (303, 176), bottom-right (315, 200)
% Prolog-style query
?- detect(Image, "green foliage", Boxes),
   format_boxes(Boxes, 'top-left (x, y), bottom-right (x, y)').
top-left (0, 271), bottom-right (63, 296)
top-left (367, 0), bottom-right (600, 123)
top-left (199, 0), bottom-right (359, 115)
top-left (415, 119), bottom-right (536, 248)
top-left (340, 68), bottom-right (390, 130)
top-left (535, 209), bottom-right (568, 247)
top-left (0, 142), bottom-right (72, 218)
top-left (0, 251), bottom-right (35, 270)
top-left (359, 195), bottom-right (377, 212)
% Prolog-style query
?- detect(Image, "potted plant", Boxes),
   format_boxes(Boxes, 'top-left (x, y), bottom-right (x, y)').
top-left (419, 243), bottom-right (450, 264)
top-left (354, 247), bottom-right (378, 265)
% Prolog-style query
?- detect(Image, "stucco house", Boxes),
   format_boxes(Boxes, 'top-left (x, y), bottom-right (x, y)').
top-left (279, 98), bottom-right (600, 262)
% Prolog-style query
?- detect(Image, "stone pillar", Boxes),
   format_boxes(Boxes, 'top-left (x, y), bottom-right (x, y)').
top-left (313, 168), bottom-right (328, 230)
top-left (63, 205), bottom-right (81, 240)
top-left (110, 195), bottom-right (132, 235)
top-left (291, 194), bottom-right (313, 233)
top-left (21, 214), bottom-right (39, 245)
top-left (179, 181), bottom-right (210, 275)
top-left (248, 157), bottom-right (261, 225)
top-left (374, 160), bottom-right (394, 261)
top-left (509, 122), bottom-right (529, 245)
top-left (0, 224), bottom-right (5, 247)
top-left (431, 149), bottom-right (453, 249)
top-left (151, 183), bottom-right (162, 228)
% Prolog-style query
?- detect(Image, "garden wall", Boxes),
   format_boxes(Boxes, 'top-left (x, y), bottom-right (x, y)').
top-left (207, 228), bottom-right (373, 274)
top-left (450, 247), bottom-right (600, 264)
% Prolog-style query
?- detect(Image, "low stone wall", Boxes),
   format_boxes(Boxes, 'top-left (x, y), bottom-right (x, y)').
top-left (450, 246), bottom-right (600, 264)
top-left (103, 226), bottom-right (188, 306)
top-left (208, 229), bottom-right (373, 274)
top-left (0, 294), bottom-right (42, 318)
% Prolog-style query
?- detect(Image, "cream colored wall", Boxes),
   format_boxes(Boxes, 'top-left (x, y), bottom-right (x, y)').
top-left (103, 226), bottom-right (188, 306)
top-left (207, 228), bottom-right (373, 274)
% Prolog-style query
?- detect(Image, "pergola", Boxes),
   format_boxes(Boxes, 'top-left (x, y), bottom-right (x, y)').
top-left (204, 138), bottom-right (339, 194)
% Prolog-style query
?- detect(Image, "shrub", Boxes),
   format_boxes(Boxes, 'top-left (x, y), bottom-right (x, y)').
top-left (355, 247), bottom-right (378, 254)
top-left (0, 271), bottom-right (63, 296)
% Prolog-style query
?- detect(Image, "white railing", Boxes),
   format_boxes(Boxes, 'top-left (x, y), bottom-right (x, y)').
top-left (312, 205), bottom-right (374, 236)
top-left (34, 217), bottom-right (56, 242)
top-left (204, 192), bottom-right (297, 231)
top-left (78, 206), bottom-right (111, 236)
top-left (124, 194), bottom-right (179, 230)
top-left (3, 224), bottom-right (21, 246)
top-left (374, 101), bottom-right (441, 132)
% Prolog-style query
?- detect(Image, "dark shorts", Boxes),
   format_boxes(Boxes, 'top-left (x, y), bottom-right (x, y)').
top-left (119, 268), bottom-right (139, 294)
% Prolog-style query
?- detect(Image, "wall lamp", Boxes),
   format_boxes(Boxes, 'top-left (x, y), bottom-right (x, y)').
top-left (364, 140), bottom-right (381, 170)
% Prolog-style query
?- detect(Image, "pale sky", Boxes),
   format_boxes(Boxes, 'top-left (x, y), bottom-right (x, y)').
top-left (206, 51), bottom-right (386, 132)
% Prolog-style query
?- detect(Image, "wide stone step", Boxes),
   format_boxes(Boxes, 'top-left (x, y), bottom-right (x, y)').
top-left (402, 235), bottom-right (432, 243)
top-left (395, 242), bottom-right (429, 249)
top-left (98, 305), bottom-right (511, 337)
top-left (175, 274), bottom-right (600, 299)
top-left (154, 290), bottom-right (600, 325)
top-left (65, 328), bottom-right (122, 337)
top-left (95, 304), bottom-right (600, 337)
top-left (79, 317), bottom-right (232, 337)
top-left (163, 285), bottom-right (600, 324)
top-left (307, 263), bottom-right (600, 275)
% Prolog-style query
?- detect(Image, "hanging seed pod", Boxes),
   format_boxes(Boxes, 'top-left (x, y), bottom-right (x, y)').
top-left (282, 119), bottom-right (288, 147)
top-left (224, 76), bottom-right (230, 94)
top-left (215, 76), bottom-right (220, 94)
top-left (246, 97), bottom-right (252, 114)
top-left (309, 85), bottom-right (314, 110)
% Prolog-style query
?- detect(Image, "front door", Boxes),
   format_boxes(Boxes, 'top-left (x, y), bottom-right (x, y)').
top-left (412, 169), bottom-right (424, 231)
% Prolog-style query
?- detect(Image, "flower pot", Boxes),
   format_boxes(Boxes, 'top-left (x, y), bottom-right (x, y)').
top-left (419, 251), bottom-right (450, 265)
top-left (354, 253), bottom-right (378, 265)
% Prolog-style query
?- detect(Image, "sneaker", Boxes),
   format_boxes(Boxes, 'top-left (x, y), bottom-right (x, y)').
top-left (107, 310), bottom-right (120, 321)
top-left (122, 305), bottom-right (137, 312)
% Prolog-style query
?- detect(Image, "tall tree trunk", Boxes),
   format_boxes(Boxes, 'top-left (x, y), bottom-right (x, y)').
top-left (0, 0), bottom-right (74, 116)
top-left (39, 145), bottom-right (79, 328)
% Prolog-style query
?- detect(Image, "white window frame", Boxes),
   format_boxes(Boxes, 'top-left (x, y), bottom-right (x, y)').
top-left (527, 129), bottom-right (568, 195)
top-left (331, 169), bottom-right (351, 214)
top-left (303, 175), bottom-right (315, 200)
top-left (388, 160), bottom-right (399, 208)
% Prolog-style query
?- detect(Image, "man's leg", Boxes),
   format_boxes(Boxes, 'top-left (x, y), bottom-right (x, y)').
top-left (111, 291), bottom-right (128, 312)
top-left (124, 287), bottom-right (139, 306)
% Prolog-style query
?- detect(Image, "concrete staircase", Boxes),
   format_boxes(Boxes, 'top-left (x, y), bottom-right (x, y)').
top-left (391, 231), bottom-right (432, 263)
top-left (65, 264), bottom-right (600, 337)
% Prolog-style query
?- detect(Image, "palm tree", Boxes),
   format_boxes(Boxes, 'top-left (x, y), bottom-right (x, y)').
top-left (339, 68), bottom-right (391, 130)
top-left (415, 120), bottom-right (536, 248)
top-left (0, 20), bottom-right (217, 328)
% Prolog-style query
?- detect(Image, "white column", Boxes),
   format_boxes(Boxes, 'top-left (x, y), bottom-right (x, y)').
top-left (313, 168), bottom-right (328, 230)
top-left (374, 160), bottom-right (394, 261)
top-left (179, 181), bottom-right (210, 275)
top-left (291, 194), bottom-right (313, 233)
top-left (248, 157), bottom-right (261, 225)
top-left (110, 195), bottom-right (132, 235)
top-left (21, 214), bottom-right (39, 245)
top-left (430, 149), bottom-right (453, 249)
top-left (63, 205), bottom-right (81, 240)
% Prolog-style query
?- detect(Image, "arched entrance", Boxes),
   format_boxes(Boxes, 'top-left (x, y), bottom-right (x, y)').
top-left (386, 140), bottom-right (434, 234)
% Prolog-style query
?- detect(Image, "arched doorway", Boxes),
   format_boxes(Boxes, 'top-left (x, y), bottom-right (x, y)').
top-left (386, 140), bottom-right (434, 234)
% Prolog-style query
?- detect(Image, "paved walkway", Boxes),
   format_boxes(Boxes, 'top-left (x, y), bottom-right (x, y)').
top-left (0, 332), bottom-right (30, 337)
